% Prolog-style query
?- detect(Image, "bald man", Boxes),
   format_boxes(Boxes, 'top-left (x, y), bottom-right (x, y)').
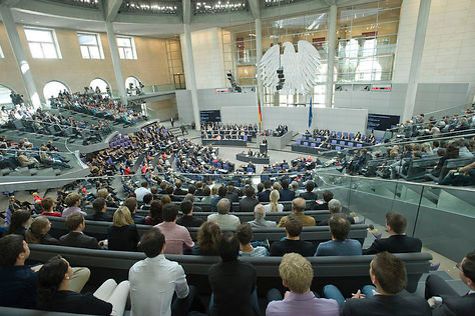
top-left (277, 198), bottom-right (315, 227)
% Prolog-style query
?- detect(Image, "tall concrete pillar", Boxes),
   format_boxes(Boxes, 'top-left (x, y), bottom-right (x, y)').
top-left (183, 23), bottom-right (201, 131)
top-left (105, 21), bottom-right (127, 105)
top-left (325, 4), bottom-right (337, 108)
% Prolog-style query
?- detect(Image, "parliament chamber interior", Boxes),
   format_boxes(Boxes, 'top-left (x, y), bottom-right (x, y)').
top-left (0, 0), bottom-right (475, 315)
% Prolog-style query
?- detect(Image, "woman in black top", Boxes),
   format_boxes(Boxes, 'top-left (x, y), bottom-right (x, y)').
top-left (7, 209), bottom-right (32, 237)
top-left (25, 216), bottom-right (59, 245)
top-left (107, 206), bottom-right (140, 251)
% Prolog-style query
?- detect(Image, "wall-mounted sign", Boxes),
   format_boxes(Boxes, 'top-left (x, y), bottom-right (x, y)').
top-left (371, 84), bottom-right (392, 92)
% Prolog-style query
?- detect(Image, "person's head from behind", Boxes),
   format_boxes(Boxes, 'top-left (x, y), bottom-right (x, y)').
top-left (26, 216), bottom-right (52, 243)
top-left (270, 190), bottom-right (280, 204)
top-left (161, 195), bottom-right (172, 205)
top-left (0, 235), bottom-right (30, 267)
top-left (217, 186), bottom-right (227, 198)
top-left (290, 181), bottom-right (299, 191)
top-left (236, 223), bottom-right (253, 247)
top-left (92, 197), bottom-right (107, 215)
top-left (64, 192), bottom-right (81, 208)
top-left (218, 232), bottom-right (239, 262)
top-left (281, 179), bottom-right (289, 190)
top-left (175, 179), bottom-right (182, 189)
top-left (244, 185), bottom-right (255, 198)
top-left (197, 221), bottom-right (221, 253)
top-left (279, 253), bottom-right (313, 294)
top-left (329, 214), bottom-right (350, 241)
top-left (139, 228), bottom-right (165, 258)
top-left (254, 204), bottom-right (266, 220)
top-left (385, 212), bottom-right (407, 235)
top-left (458, 250), bottom-right (475, 290)
top-left (187, 185), bottom-right (196, 195)
top-left (285, 217), bottom-right (303, 238)
top-left (217, 198), bottom-right (231, 215)
top-left (328, 199), bottom-right (342, 214)
top-left (124, 197), bottom-right (138, 214)
top-left (305, 180), bottom-right (315, 192)
top-left (257, 183), bottom-right (264, 193)
top-left (113, 206), bottom-right (134, 227)
top-left (291, 197), bottom-right (306, 214)
top-left (181, 200), bottom-right (193, 215)
top-left (37, 256), bottom-right (73, 304)
top-left (264, 180), bottom-right (272, 190)
top-left (322, 190), bottom-right (334, 203)
top-left (203, 186), bottom-right (211, 197)
top-left (65, 213), bottom-right (85, 232)
top-left (141, 181), bottom-right (148, 188)
top-left (8, 209), bottom-right (32, 234)
top-left (370, 252), bottom-right (407, 295)
top-left (142, 193), bottom-right (153, 205)
top-left (149, 200), bottom-right (162, 220)
top-left (96, 188), bottom-right (109, 199)
top-left (162, 203), bottom-right (179, 222)
top-left (41, 197), bottom-right (55, 212)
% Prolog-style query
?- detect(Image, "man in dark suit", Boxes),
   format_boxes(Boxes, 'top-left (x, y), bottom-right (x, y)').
top-left (173, 179), bottom-right (188, 196)
top-left (59, 213), bottom-right (99, 249)
top-left (324, 252), bottom-right (431, 315)
top-left (426, 249), bottom-right (475, 316)
top-left (239, 186), bottom-right (259, 213)
top-left (270, 217), bottom-right (315, 257)
top-left (314, 190), bottom-right (333, 210)
top-left (363, 212), bottom-right (422, 255)
top-left (258, 180), bottom-right (272, 202)
top-left (299, 180), bottom-right (318, 201)
top-left (279, 179), bottom-right (295, 202)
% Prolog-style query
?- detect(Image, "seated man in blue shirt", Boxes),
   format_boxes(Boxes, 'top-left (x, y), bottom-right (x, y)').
top-left (315, 214), bottom-right (362, 256)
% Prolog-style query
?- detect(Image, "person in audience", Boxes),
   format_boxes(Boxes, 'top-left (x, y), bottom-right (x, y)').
top-left (239, 185), bottom-right (259, 213)
top-left (277, 198), bottom-right (315, 227)
top-left (40, 197), bottom-right (62, 217)
top-left (266, 253), bottom-right (339, 316)
top-left (134, 181), bottom-right (151, 203)
top-left (155, 203), bottom-right (194, 254)
top-left (323, 252), bottom-right (431, 315)
top-left (315, 190), bottom-right (333, 210)
top-left (107, 206), bottom-right (140, 252)
top-left (177, 200), bottom-right (204, 228)
top-left (258, 180), bottom-right (273, 202)
top-left (299, 180), bottom-right (318, 201)
top-left (7, 209), bottom-right (32, 237)
top-left (144, 200), bottom-right (163, 225)
top-left (270, 217), bottom-right (315, 257)
top-left (174, 179), bottom-right (188, 196)
top-left (224, 183), bottom-right (240, 203)
top-left (211, 186), bottom-right (227, 210)
top-left (195, 181), bottom-right (205, 196)
top-left (264, 190), bottom-right (284, 212)
top-left (161, 194), bottom-right (172, 205)
top-left (207, 198), bottom-right (241, 231)
top-left (426, 249), bottom-right (475, 315)
top-left (318, 199), bottom-right (355, 226)
top-left (25, 216), bottom-right (59, 245)
top-left (279, 179), bottom-right (295, 202)
top-left (208, 232), bottom-right (258, 316)
top-left (237, 223), bottom-right (268, 257)
top-left (315, 214), bottom-right (362, 256)
top-left (183, 193), bottom-right (203, 212)
top-left (61, 193), bottom-right (86, 218)
top-left (248, 204), bottom-right (277, 228)
top-left (124, 197), bottom-right (145, 224)
top-left (37, 255), bottom-right (129, 315)
top-left (192, 221), bottom-right (221, 256)
top-left (130, 227), bottom-right (204, 316)
top-left (439, 161), bottom-right (475, 186)
top-left (140, 193), bottom-right (153, 210)
top-left (59, 213), bottom-right (99, 249)
top-left (363, 212), bottom-right (422, 255)
top-left (200, 186), bottom-right (212, 205)
top-left (88, 197), bottom-right (112, 222)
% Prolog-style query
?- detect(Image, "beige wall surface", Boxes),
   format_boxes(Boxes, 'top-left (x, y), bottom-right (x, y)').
top-left (0, 23), bottom-right (174, 102)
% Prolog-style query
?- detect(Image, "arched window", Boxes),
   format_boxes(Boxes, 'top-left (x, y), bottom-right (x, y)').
top-left (313, 63), bottom-right (338, 107)
top-left (355, 58), bottom-right (382, 81)
top-left (90, 78), bottom-right (109, 94)
top-left (0, 84), bottom-right (13, 105)
top-left (43, 81), bottom-right (69, 106)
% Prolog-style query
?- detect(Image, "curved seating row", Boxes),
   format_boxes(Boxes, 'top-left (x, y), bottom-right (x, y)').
top-left (27, 243), bottom-right (432, 296)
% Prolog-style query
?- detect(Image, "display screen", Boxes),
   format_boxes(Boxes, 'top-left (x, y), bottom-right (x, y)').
top-left (367, 113), bottom-right (400, 131)
top-left (200, 110), bottom-right (221, 123)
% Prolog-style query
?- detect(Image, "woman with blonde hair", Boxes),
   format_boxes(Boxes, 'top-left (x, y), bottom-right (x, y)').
top-left (263, 190), bottom-right (284, 213)
top-left (25, 216), bottom-right (59, 245)
top-left (192, 221), bottom-right (222, 256)
top-left (107, 206), bottom-right (139, 251)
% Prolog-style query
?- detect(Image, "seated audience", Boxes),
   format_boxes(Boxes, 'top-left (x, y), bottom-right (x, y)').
top-left (134, 181), bottom-right (151, 203)
top-left (426, 249), bottom-right (475, 315)
top-left (318, 199), bottom-right (355, 226)
top-left (315, 214), bottom-right (362, 256)
top-left (207, 198), bottom-right (241, 230)
top-left (237, 223), bottom-right (269, 257)
top-left (61, 193), bottom-right (86, 218)
top-left (264, 190), bottom-right (284, 213)
top-left (248, 204), bottom-right (277, 228)
top-left (140, 193), bottom-right (153, 210)
top-left (37, 256), bottom-right (129, 315)
top-left (258, 181), bottom-right (272, 202)
top-left (40, 197), bottom-right (62, 217)
top-left (59, 213), bottom-right (99, 249)
top-left (200, 186), bottom-right (212, 205)
top-left (7, 209), bottom-right (32, 237)
top-left (208, 232), bottom-right (258, 316)
top-left (239, 185), bottom-right (259, 213)
top-left (363, 212), bottom-right (422, 255)
top-left (323, 252), bottom-right (431, 315)
top-left (278, 198), bottom-right (315, 227)
top-left (107, 206), bottom-right (139, 252)
top-left (88, 197), bottom-right (112, 222)
top-left (279, 179), bottom-right (295, 202)
top-left (270, 218), bottom-right (315, 257)
top-left (173, 179), bottom-right (188, 195)
top-left (144, 200), bottom-right (163, 226)
top-left (124, 197), bottom-right (145, 224)
top-left (266, 253), bottom-right (339, 316)
top-left (155, 203), bottom-right (194, 254)
top-left (299, 180), bottom-right (318, 200)
top-left (130, 229), bottom-right (204, 316)
top-left (192, 221), bottom-right (221, 256)
top-left (176, 200), bottom-right (204, 228)
top-left (25, 216), bottom-right (59, 245)
top-left (315, 190), bottom-right (334, 210)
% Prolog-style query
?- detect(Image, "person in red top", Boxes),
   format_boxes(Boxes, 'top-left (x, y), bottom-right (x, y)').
top-left (40, 197), bottom-right (62, 217)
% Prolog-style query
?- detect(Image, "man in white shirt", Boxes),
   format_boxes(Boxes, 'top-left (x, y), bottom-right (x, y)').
top-left (134, 181), bottom-right (151, 203)
top-left (207, 198), bottom-right (240, 231)
top-left (129, 229), bottom-right (204, 316)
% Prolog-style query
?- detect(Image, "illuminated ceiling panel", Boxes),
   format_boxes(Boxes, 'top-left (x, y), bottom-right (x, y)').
top-left (263, 0), bottom-right (309, 7)
top-left (192, 1), bottom-right (248, 15)
top-left (120, 0), bottom-right (181, 15)
top-left (43, 0), bottom-right (100, 9)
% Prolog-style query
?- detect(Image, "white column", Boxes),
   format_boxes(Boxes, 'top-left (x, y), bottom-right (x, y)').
top-left (0, 5), bottom-right (41, 108)
top-left (325, 4), bottom-right (337, 108)
top-left (183, 23), bottom-right (201, 131)
top-left (402, 0), bottom-right (431, 121)
top-left (255, 18), bottom-right (262, 63)
top-left (105, 21), bottom-right (127, 105)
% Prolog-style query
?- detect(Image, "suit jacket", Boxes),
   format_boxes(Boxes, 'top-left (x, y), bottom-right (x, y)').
top-left (173, 188), bottom-right (188, 196)
top-left (299, 191), bottom-right (318, 201)
top-left (279, 189), bottom-right (295, 202)
top-left (239, 197), bottom-right (259, 213)
top-left (342, 292), bottom-right (431, 316)
top-left (258, 189), bottom-right (271, 202)
top-left (318, 213), bottom-right (355, 226)
top-left (363, 234), bottom-right (422, 255)
top-left (59, 231), bottom-right (99, 249)
top-left (432, 293), bottom-right (475, 316)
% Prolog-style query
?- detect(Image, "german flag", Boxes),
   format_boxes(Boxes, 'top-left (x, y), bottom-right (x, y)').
top-left (257, 95), bottom-right (263, 130)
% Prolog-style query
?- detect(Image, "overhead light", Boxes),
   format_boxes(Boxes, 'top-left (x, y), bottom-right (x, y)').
top-left (248, 33), bottom-right (256, 37)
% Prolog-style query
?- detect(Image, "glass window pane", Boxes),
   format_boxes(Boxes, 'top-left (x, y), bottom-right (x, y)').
top-left (124, 48), bottom-right (134, 59)
top-left (25, 29), bottom-right (53, 42)
top-left (117, 37), bottom-right (131, 47)
top-left (78, 34), bottom-right (97, 45)
top-left (89, 46), bottom-right (100, 59)
top-left (0, 44), bottom-right (4, 58)
top-left (42, 43), bottom-right (58, 58)
top-left (118, 48), bottom-right (125, 59)
top-left (80, 46), bottom-right (90, 59)
top-left (29, 42), bottom-right (44, 58)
